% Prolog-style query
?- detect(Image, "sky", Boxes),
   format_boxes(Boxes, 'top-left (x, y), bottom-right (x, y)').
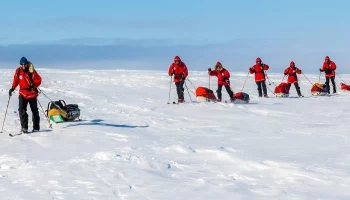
top-left (0, 0), bottom-right (349, 72)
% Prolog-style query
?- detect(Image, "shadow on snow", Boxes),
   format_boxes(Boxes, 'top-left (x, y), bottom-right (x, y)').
top-left (63, 119), bottom-right (149, 129)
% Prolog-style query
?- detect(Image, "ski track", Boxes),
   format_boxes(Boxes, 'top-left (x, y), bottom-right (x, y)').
top-left (0, 69), bottom-right (350, 199)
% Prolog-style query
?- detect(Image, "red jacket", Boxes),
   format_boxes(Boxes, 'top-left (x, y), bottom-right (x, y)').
top-left (249, 64), bottom-right (269, 82)
top-left (284, 66), bottom-right (302, 83)
top-left (209, 68), bottom-right (231, 86)
top-left (321, 61), bottom-right (336, 77)
top-left (11, 67), bottom-right (42, 99)
top-left (168, 62), bottom-right (188, 83)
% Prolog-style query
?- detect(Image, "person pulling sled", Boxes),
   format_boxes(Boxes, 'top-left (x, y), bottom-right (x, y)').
top-left (208, 62), bottom-right (235, 102)
top-left (320, 56), bottom-right (337, 94)
top-left (283, 61), bottom-right (303, 97)
top-left (168, 56), bottom-right (188, 103)
top-left (8, 57), bottom-right (42, 133)
top-left (249, 57), bottom-right (270, 97)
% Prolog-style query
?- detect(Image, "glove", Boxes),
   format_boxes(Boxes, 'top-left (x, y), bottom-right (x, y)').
top-left (319, 68), bottom-right (323, 72)
top-left (169, 72), bottom-right (173, 76)
top-left (9, 88), bottom-right (14, 96)
top-left (284, 72), bottom-right (288, 75)
top-left (182, 76), bottom-right (186, 81)
top-left (208, 68), bottom-right (211, 72)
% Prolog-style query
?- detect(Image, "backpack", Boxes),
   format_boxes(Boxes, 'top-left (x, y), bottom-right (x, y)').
top-left (234, 92), bottom-right (250, 103)
top-left (46, 100), bottom-right (80, 123)
top-left (311, 83), bottom-right (328, 96)
top-left (195, 86), bottom-right (217, 102)
top-left (274, 82), bottom-right (289, 97)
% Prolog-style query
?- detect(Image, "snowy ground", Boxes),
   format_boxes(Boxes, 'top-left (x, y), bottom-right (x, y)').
top-left (0, 69), bottom-right (350, 200)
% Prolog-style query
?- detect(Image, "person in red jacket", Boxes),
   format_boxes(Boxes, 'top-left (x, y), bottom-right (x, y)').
top-left (168, 56), bottom-right (188, 103)
top-left (208, 62), bottom-right (235, 102)
top-left (284, 61), bottom-right (303, 97)
top-left (320, 56), bottom-right (337, 94)
top-left (249, 57), bottom-right (269, 97)
top-left (9, 57), bottom-right (42, 133)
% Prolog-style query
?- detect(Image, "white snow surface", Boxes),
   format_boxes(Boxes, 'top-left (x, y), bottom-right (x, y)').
top-left (0, 69), bottom-right (350, 200)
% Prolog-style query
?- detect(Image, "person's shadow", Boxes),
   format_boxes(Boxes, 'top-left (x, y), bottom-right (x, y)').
top-left (63, 119), bottom-right (149, 129)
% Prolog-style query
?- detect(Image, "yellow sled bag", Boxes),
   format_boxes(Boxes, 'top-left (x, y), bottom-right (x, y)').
top-left (46, 100), bottom-right (80, 123)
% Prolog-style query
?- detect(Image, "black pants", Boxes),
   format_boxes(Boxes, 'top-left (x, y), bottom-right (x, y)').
top-left (325, 76), bottom-right (336, 94)
top-left (287, 82), bottom-right (302, 96)
top-left (217, 84), bottom-right (234, 100)
top-left (175, 80), bottom-right (185, 100)
top-left (256, 81), bottom-right (267, 96)
top-left (19, 95), bottom-right (40, 130)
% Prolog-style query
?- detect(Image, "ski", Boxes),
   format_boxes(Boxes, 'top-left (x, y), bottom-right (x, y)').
top-left (9, 132), bottom-right (23, 137)
top-left (8, 129), bottom-right (52, 137)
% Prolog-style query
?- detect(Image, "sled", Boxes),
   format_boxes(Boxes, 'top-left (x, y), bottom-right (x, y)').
top-left (274, 82), bottom-right (289, 97)
top-left (46, 100), bottom-right (81, 123)
top-left (311, 83), bottom-right (328, 96)
top-left (340, 82), bottom-right (350, 91)
top-left (233, 92), bottom-right (250, 103)
top-left (195, 87), bottom-right (217, 102)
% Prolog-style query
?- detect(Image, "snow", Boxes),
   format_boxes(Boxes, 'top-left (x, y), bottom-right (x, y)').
top-left (0, 69), bottom-right (350, 200)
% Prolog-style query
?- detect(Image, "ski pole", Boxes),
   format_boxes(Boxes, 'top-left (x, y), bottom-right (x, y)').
top-left (209, 74), bottom-right (211, 90)
top-left (167, 76), bottom-right (173, 104)
top-left (37, 99), bottom-right (52, 129)
top-left (241, 72), bottom-right (249, 92)
top-left (184, 81), bottom-right (193, 102)
top-left (0, 96), bottom-right (11, 133)
top-left (302, 73), bottom-right (314, 86)
top-left (319, 71), bottom-right (321, 83)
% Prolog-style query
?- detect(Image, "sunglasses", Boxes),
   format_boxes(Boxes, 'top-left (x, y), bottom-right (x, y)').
top-left (21, 63), bottom-right (28, 66)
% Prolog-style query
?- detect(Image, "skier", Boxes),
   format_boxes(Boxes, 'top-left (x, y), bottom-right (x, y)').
top-left (208, 62), bottom-right (235, 102)
top-left (8, 57), bottom-right (42, 133)
top-left (249, 57), bottom-right (270, 97)
top-left (284, 61), bottom-right (303, 97)
top-left (320, 56), bottom-right (337, 94)
top-left (168, 56), bottom-right (188, 103)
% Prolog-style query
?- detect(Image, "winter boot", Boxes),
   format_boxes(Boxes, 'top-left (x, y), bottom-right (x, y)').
top-left (21, 128), bottom-right (29, 134)
top-left (178, 98), bottom-right (184, 103)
